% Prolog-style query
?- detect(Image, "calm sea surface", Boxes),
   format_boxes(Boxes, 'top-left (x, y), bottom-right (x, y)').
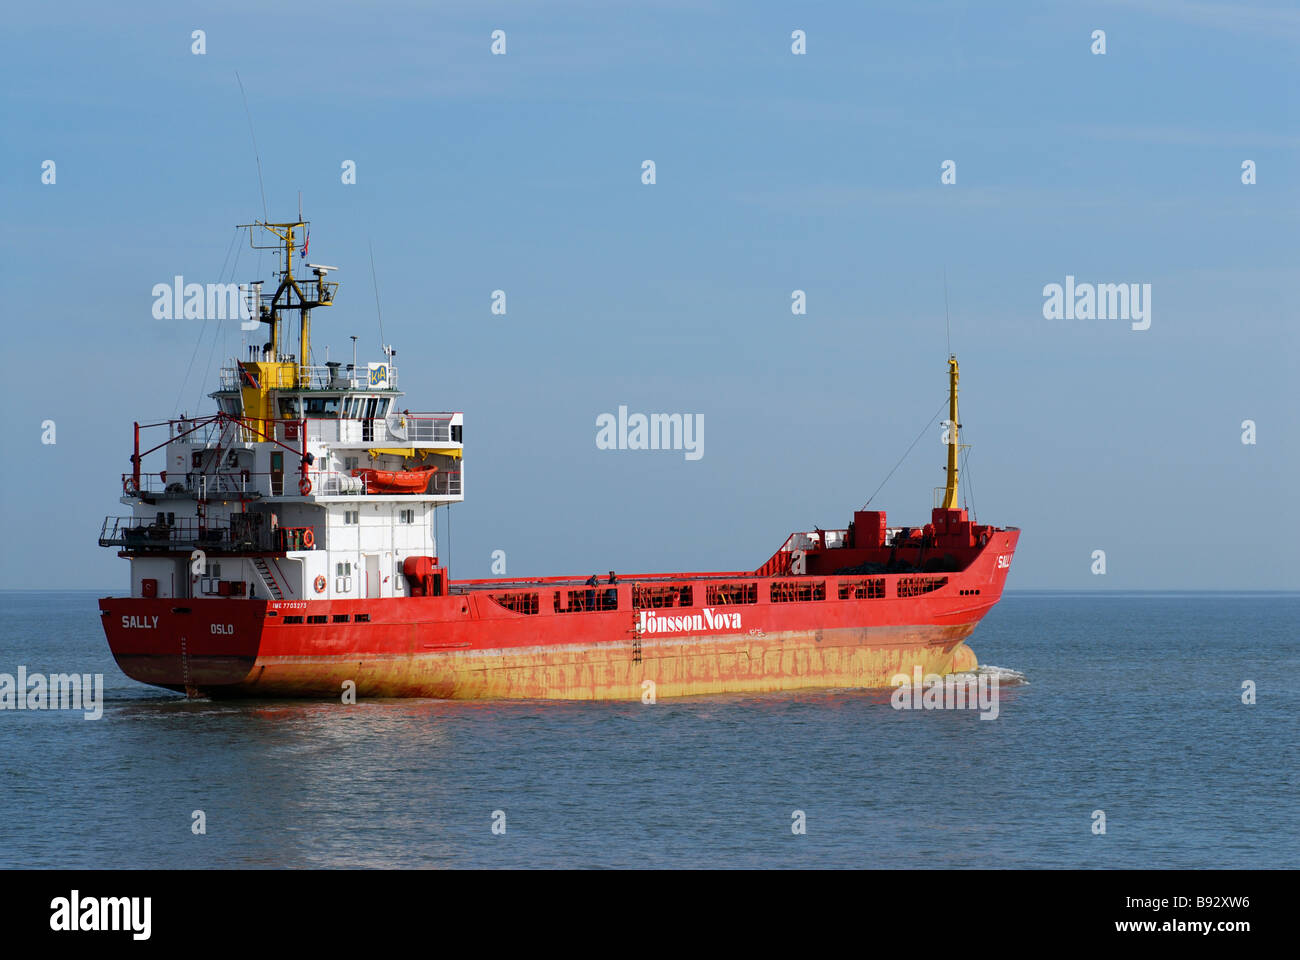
top-left (1, 590), bottom-right (1295, 868)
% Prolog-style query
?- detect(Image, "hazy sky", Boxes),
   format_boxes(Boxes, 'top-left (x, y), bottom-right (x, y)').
top-left (2, 0), bottom-right (1297, 591)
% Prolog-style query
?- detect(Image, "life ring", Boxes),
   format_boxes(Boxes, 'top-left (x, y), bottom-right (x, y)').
top-left (123, 476), bottom-right (138, 494)
top-left (302, 528), bottom-right (315, 549)
top-left (299, 477), bottom-right (312, 496)
top-left (313, 574), bottom-right (326, 593)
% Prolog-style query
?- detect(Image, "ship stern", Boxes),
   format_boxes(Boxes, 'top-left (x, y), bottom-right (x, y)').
top-left (99, 597), bottom-right (265, 693)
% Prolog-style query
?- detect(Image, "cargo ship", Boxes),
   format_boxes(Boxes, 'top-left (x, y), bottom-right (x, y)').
top-left (99, 220), bottom-right (1019, 700)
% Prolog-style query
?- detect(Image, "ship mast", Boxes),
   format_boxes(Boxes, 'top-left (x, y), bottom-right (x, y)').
top-left (940, 354), bottom-right (960, 510)
top-left (238, 220), bottom-right (338, 387)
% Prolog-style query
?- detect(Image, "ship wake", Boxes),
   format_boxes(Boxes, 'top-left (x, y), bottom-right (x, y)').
top-left (953, 664), bottom-right (1029, 686)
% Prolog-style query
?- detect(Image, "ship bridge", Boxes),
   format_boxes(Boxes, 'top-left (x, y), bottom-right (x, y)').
top-left (99, 217), bottom-right (463, 605)
top-left (211, 355), bottom-right (464, 497)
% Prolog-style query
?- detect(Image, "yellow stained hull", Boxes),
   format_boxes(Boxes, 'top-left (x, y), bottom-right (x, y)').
top-left (229, 628), bottom-right (981, 701)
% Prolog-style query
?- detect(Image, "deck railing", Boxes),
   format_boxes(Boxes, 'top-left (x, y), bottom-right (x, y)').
top-left (304, 414), bottom-right (456, 446)
top-left (121, 467), bottom-right (461, 499)
top-left (121, 471), bottom-right (292, 498)
top-left (308, 470), bottom-right (368, 496)
top-left (383, 414), bottom-right (454, 443)
top-left (99, 515), bottom-right (320, 553)
top-left (99, 515), bottom-right (238, 550)
top-left (461, 571), bottom-right (959, 611)
top-left (219, 363), bottom-right (398, 392)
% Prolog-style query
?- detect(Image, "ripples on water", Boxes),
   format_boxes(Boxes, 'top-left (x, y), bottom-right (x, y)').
top-left (1, 590), bottom-right (1295, 868)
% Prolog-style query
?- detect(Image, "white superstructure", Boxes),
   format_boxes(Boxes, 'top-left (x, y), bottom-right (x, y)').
top-left (99, 219), bottom-right (461, 603)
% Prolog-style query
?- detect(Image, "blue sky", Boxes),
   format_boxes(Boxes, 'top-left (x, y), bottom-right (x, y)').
top-left (2, 0), bottom-right (1297, 590)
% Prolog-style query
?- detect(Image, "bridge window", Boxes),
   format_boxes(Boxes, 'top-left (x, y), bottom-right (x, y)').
top-left (303, 396), bottom-right (342, 417)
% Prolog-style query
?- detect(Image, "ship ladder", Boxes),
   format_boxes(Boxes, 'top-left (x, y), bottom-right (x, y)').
top-left (252, 557), bottom-right (284, 600)
top-left (630, 613), bottom-right (643, 664)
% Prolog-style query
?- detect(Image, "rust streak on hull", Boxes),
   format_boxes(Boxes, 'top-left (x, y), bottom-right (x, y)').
top-left (227, 627), bottom-right (980, 700)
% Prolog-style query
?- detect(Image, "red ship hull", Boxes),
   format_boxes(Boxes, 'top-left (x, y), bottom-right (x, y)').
top-left (98, 223), bottom-right (1010, 703)
top-left (99, 530), bottom-right (1018, 700)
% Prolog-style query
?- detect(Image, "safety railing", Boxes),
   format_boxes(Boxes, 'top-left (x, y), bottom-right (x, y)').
top-left (383, 414), bottom-right (455, 443)
top-left (99, 515), bottom-right (318, 553)
top-left (122, 471), bottom-right (284, 498)
top-left (307, 414), bottom-right (457, 446)
top-left (430, 470), bottom-right (462, 496)
top-left (304, 468), bottom-right (461, 497)
top-left (121, 467), bottom-right (460, 500)
top-left (119, 473), bottom-right (181, 495)
top-left (99, 515), bottom-right (237, 549)
top-left (219, 362), bottom-right (398, 392)
top-left (307, 470), bottom-right (368, 496)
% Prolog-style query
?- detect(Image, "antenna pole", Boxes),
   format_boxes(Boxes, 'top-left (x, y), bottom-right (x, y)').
top-left (943, 267), bottom-right (951, 357)
top-left (235, 73), bottom-right (268, 221)
top-left (369, 240), bottom-right (385, 354)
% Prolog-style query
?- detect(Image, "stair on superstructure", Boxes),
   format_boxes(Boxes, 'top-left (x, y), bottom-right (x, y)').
top-left (252, 557), bottom-right (284, 600)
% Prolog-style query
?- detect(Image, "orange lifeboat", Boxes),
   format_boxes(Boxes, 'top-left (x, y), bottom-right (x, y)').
top-left (351, 464), bottom-right (438, 494)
